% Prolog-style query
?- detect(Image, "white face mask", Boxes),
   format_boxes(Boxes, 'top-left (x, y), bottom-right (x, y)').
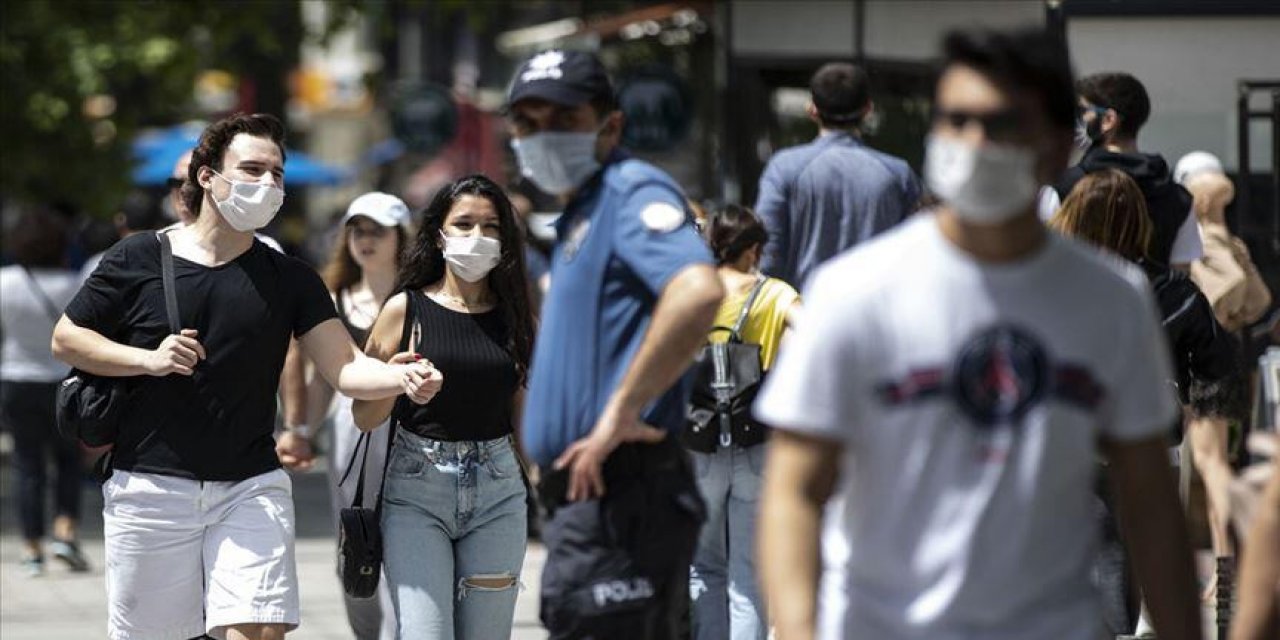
top-left (210, 170), bottom-right (284, 231)
top-left (924, 135), bottom-right (1038, 225)
top-left (510, 130), bottom-right (601, 195)
top-left (441, 233), bottom-right (502, 283)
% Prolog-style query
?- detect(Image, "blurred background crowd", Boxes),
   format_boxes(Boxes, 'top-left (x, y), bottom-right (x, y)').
top-left (1, 0), bottom-right (1276, 285)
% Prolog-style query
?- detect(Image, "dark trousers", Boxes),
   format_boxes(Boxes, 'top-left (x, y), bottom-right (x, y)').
top-left (538, 437), bottom-right (705, 640)
top-left (1, 380), bottom-right (83, 541)
top-left (1092, 468), bottom-right (1138, 636)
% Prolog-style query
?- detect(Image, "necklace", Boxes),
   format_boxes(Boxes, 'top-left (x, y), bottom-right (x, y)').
top-left (429, 287), bottom-right (493, 309)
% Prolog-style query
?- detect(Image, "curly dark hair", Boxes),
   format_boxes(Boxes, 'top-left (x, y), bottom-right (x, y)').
top-left (397, 175), bottom-right (535, 385)
top-left (182, 113), bottom-right (287, 218)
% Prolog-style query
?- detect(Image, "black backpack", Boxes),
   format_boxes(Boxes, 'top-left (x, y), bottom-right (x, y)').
top-left (683, 277), bottom-right (769, 453)
top-left (55, 232), bottom-right (179, 447)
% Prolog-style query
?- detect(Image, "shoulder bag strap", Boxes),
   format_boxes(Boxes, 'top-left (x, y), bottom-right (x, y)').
top-left (372, 292), bottom-right (422, 515)
top-left (341, 431), bottom-right (372, 505)
top-left (20, 267), bottom-right (62, 322)
top-left (730, 276), bottom-right (768, 342)
top-left (157, 232), bottom-right (181, 334)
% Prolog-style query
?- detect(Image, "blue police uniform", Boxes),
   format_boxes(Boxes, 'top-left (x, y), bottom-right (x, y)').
top-left (522, 151), bottom-right (713, 468)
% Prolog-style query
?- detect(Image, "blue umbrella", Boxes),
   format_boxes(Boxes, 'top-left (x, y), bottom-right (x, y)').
top-left (131, 124), bottom-right (352, 186)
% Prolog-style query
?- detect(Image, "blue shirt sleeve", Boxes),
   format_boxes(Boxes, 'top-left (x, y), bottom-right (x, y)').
top-left (754, 158), bottom-right (790, 281)
top-left (613, 183), bottom-right (713, 294)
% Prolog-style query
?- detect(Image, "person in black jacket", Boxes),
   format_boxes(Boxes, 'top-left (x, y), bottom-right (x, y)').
top-left (1052, 168), bottom-right (1237, 636)
top-left (1056, 72), bottom-right (1200, 271)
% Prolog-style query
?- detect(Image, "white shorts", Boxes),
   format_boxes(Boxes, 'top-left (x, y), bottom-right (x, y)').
top-left (103, 468), bottom-right (299, 640)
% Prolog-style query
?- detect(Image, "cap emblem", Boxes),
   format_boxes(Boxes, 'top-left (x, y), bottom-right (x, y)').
top-left (522, 51), bottom-right (566, 83)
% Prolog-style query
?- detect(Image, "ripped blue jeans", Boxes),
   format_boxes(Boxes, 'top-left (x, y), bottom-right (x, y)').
top-left (381, 430), bottom-right (528, 640)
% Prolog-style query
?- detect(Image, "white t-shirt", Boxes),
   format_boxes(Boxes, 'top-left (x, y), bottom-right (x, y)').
top-left (755, 214), bottom-right (1177, 640)
top-left (1, 265), bottom-right (79, 382)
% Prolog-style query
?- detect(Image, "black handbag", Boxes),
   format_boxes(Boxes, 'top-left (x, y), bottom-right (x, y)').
top-left (683, 276), bottom-right (770, 453)
top-left (337, 317), bottom-right (419, 599)
top-left (55, 232), bottom-right (181, 446)
top-left (337, 424), bottom-right (395, 599)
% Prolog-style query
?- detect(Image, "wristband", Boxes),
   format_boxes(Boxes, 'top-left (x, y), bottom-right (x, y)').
top-left (287, 423), bottom-right (315, 439)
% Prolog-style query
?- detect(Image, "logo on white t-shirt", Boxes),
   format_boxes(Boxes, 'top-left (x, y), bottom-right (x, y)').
top-left (954, 325), bottom-right (1048, 427)
top-left (878, 324), bottom-right (1106, 429)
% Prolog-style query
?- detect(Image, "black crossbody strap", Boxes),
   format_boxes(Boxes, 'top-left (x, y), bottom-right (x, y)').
top-left (374, 315), bottom-right (420, 517)
top-left (20, 267), bottom-right (62, 322)
top-left (340, 430), bottom-right (369, 489)
top-left (157, 232), bottom-right (181, 334)
top-left (730, 276), bottom-right (768, 342)
top-left (345, 292), bottom-right (422, 512)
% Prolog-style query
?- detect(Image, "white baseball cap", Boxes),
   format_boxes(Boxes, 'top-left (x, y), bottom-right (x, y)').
top-left (1174, 151), bottom-right (1224, 185)
top-left (342, 192), bottom-right (411, 228)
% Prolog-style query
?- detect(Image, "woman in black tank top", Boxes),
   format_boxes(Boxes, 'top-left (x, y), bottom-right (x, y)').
top-left (354, 175), bottom-right (535, 639)
top-left (311, 192), bottom-right (412, 640)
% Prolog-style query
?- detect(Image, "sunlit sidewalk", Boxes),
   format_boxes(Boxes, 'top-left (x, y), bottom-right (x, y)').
top-left (0, 459), bottom-right (548, 640)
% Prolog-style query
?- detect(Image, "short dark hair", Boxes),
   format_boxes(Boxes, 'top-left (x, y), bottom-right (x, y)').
top-left (182, 113), bottom-right (287, 217)
top-left (705, 204), bottom-right (768, 266)
top-left (1077, 72), bottom-right (1150, 139)
top-left (939, 27), bottom-right (1076, 134)
top-left (119, 190), bottom-right (164, 232)
top-left (810, 63), bottom-right (871, 127)
top-left (7, 209), bottom-right (68, 268)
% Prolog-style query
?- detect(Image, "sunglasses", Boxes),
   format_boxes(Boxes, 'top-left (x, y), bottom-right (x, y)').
top-left (1076, 104), bottom-right (1108, 120)
top-left (166, 177), bottom-right (184, 190)
top-left (931, 107), bottom-right (1026, 143)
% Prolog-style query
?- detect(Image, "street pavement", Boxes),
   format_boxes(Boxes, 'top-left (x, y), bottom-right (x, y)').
top-left (0, 449), bottom-right (549, 640)
top-left (0, 440), bottom-right (1226, 639)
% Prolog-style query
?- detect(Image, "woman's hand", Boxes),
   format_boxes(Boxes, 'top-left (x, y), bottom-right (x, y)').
top-left (390, 351), bottom-right (443, 405)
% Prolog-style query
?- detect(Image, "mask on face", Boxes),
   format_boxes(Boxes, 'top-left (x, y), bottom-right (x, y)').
top-left (441, 233), bottom-right (502, 283)
top-left (210, 170), bottom-right (284, 231)
top-left (924, 135), bottom-right (1039, 225)
top-left (510, 129), bottom-right (602, 195)
top-left (1073, 120), bottom-right (1092, 152)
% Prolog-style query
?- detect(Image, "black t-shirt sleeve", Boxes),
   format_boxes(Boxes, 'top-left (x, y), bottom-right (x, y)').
top-left (288, 258), bottom-right (339, 338)
top-left (64, 234), bottom-right (150, 336)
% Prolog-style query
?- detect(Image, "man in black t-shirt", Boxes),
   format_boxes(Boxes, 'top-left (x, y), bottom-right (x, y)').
top-left (52, 113), bottom-right (441, 640)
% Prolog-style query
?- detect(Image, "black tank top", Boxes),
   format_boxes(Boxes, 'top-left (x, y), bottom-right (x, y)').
top-left (391, 290), bottom-right (517, 441)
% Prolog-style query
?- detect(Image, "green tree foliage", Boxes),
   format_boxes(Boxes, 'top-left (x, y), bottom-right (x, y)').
top-left (0, 0), bottom-right (358, 217)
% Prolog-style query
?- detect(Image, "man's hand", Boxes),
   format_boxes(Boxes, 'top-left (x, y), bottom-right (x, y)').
top-left (144, 329), bottom-right (206, 376)
top-left (390, 351), bottom-right (442, 405)
top-left (276, 430), bottom-right (315, 471)
top-left (553, 401), bottom-right (665, 502)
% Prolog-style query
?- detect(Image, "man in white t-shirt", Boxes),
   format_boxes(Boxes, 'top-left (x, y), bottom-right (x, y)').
top-left (755, 28), bottom-right (1202, 640)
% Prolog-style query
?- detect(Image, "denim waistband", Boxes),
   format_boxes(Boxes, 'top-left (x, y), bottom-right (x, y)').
top-left (393, 429), bottom-right (513, 463)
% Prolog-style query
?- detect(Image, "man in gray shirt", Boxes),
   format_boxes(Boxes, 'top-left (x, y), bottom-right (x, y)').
top-left (754, 63), bottom-right (920, 289)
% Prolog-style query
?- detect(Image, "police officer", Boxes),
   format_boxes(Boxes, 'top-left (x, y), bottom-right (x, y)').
top-left (505, 50), bottom-right (725, 639)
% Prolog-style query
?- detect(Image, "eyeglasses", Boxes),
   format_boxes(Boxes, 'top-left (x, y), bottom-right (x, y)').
top-left (166, 177), bottom-right (184, 190)
top-left (931, 107), bottom-right (1026, 143)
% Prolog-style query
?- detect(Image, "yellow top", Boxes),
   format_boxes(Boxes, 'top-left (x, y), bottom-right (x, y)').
top-left (708, 277), bottom-right (800, 370)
